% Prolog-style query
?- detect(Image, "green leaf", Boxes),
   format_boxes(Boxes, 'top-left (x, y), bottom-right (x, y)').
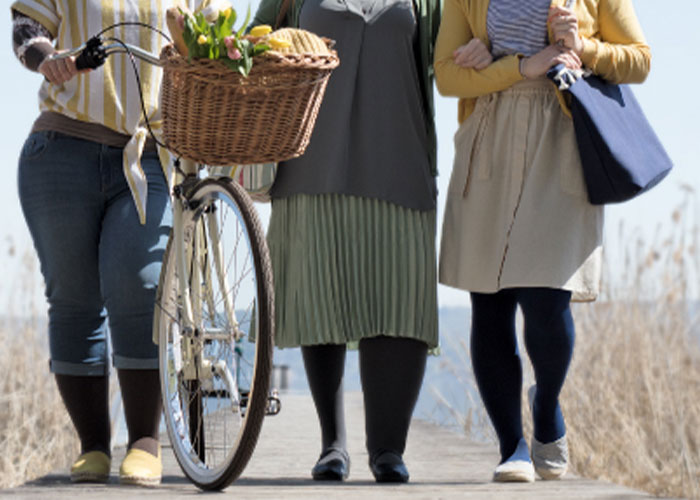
top-left (183, 15), bottom-right (196, 47)
top-left (236, 5), bottom-right (251, 39)
top-left (209, 25), bottom-right (218, 58)
top-left (230, 10), bottom-right (238, 29)
top-left (224, 10), bottom-right (236, 34)
top-left (196, 12), bottom-right (209, 32)
top-left (244, 54), bottom-right (253, 74)
top-left (253, 43), bottom-right (270, 56)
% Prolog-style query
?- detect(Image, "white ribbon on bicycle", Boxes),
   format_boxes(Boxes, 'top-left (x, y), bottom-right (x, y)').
top-left (123, 126), bottom-right (149, 225)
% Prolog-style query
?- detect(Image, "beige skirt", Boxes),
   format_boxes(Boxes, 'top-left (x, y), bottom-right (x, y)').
top-left (439, 79), bottom-right (603, 302)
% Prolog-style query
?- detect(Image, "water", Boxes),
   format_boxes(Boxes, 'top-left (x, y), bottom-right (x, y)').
top-left (112, 307), bottom-right (475, 445)
top-left (250, 306), bottom-right (478, 431)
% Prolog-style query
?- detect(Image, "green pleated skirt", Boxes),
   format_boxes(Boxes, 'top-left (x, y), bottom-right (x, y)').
top-left (267, 193), bottom-right (438, 349)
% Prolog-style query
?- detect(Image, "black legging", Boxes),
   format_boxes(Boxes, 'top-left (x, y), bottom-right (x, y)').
top-left (470, 288), bottom-right (575, 462)
top-left (301, 336), bottom-right (428, 457)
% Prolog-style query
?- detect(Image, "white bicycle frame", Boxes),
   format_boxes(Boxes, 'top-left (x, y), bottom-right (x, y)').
top-left (169, 163), bottom-right (244, 411)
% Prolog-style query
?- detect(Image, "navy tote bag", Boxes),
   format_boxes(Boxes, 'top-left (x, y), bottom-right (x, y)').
top-left (547, 64), bottom-right (673, 205)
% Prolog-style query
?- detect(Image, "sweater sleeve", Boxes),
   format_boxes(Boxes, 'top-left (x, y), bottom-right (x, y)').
top-left (433, 0), bottom-right (524, 98)
top-left (251, 0), bottom-right (283, 29)
top-left (579, 0), bottom-right (651, 84)
top-left (11, 10), bottom-right (54, 72)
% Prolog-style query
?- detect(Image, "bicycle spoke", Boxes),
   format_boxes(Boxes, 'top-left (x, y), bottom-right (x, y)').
top-left (156, 178), bottom-right (273, 490)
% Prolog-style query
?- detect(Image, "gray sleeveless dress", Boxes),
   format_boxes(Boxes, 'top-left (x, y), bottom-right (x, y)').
top-left (267, 0), bottom-right (439, 348)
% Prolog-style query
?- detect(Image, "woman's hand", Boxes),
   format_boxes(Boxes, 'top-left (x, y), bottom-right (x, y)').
top-left (548, 6), bottom-right (583, 55)
top-left (38, 51), bottom-right (79, 85)
top-left (520, 44), bottom-right (581, 79)
top-left (452, 38), bottom-right (493, 70)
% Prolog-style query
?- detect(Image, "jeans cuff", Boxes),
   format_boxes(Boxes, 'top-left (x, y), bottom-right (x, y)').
top-left (113, 354), bottom-right (158, 370)
top-left (50, 359), bottom-right (108, 376)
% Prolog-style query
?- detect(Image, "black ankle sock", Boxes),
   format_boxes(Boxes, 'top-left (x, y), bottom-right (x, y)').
top-left (54, 374), bottom-right (111, 456)
top-left (117, 369), bottom-right (162, 456)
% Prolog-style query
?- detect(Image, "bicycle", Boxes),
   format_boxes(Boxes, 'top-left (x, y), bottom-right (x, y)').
top-left (54, 26), bottom-right (280, 490)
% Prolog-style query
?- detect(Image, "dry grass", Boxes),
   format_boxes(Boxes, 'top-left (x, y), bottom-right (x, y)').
top-left (0, 248), bottom-right (78, 489)
top-left (560, 293), bottom-right (700, 498)
top-left (555, 196), bottom-right (700, 499)
top-left (435, 192), bottom-right (700, 499)
top-left (3, 194), bottom-right (700, 496)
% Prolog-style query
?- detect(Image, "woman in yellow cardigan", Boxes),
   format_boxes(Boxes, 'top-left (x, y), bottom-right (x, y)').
top-left (434, 0), bottom-right (650, 483)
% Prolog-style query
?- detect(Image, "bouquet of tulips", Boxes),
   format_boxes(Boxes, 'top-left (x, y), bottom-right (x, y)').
top-left (166, 3), bottom-right (291, 76)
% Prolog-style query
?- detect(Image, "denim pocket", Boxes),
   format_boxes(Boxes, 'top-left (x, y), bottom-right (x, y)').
top-left (19, 132), bottom-right (50, 161)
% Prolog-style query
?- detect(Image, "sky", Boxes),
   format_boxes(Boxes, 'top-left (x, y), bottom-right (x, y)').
top-left (1, 1), bottom-right (699, 314)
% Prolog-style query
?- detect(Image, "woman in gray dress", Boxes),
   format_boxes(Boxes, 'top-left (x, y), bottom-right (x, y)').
top-left (252, 0), bottom-right (440, 483)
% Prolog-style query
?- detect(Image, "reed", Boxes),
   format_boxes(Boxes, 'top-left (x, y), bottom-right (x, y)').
top-left (555, 193), bottom-right (700, 499)
top-left (0, 247), bottom-right (78, 489)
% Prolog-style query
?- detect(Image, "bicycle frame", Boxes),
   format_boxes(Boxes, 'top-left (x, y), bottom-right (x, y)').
top-left (169, 164), bottom-right (244, 411)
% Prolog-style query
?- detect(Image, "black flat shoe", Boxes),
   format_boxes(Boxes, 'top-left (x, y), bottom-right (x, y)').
top-left (369, 450), bottom-right (409, 483)
top-left (311, 448), bottom-right (350, 481)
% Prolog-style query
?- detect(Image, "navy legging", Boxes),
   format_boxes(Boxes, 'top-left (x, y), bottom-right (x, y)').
top-left (470, 288), bottom-right (575, 462)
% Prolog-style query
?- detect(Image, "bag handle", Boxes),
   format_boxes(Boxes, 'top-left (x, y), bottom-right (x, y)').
top-left (274, 0), bottom-right (295, 29)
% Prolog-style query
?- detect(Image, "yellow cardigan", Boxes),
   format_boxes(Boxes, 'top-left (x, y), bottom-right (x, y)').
top-left (434, 0), bottom-right (651, 123)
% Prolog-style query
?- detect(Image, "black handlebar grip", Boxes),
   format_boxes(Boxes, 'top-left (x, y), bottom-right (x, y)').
top-left (75, 36), bottom-right (106, 70)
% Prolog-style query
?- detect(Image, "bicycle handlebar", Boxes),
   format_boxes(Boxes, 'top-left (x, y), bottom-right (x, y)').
top-left (50, 36), bottom-right (162, 70)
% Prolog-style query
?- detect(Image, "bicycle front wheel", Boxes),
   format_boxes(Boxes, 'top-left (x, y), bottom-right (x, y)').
top-left (154, 178), bottom-right (274, 490)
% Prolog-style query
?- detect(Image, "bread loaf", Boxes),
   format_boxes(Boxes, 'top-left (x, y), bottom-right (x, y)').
top-left (267, 28), bottom-right (330, 55)
top-left (166, 7), bottom-right (189, 56)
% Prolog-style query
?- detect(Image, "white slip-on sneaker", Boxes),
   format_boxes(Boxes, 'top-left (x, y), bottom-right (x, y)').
top-left (531, 434), bottom-right (569, 480)
top-left (493, 459), bottom-right (535, 483)
top-left (493, 438), bottom-right (535, 483)
top-left (528, 385), bottom-right (569, 480)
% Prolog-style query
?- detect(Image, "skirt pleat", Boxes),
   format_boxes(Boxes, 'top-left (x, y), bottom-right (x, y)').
top-left (267, 193), bottom-right (438, 348)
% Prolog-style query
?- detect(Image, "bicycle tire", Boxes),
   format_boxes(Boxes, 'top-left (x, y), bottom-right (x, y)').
top-left (154, 177), bottom-right (274, 490)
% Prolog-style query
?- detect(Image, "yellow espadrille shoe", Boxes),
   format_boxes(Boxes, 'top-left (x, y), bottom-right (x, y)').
top-left (70, 450), bottom-right (111, 483)
top-left (119, 446), bottom-right (162, 487)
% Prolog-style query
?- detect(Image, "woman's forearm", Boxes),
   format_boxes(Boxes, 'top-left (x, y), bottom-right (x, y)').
top-left (12, 11), bottom-right (54, 72)
top-left (433, 0), bottom-right (523, 98)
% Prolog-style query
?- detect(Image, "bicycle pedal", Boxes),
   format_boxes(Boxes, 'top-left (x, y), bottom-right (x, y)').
top-left (266, 390), bottom-right (281, 416)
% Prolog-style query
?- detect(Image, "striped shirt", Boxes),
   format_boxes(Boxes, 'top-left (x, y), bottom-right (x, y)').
top-left (487, 0), bottom-right (551, 58)
top-left (11, 0), bottom-right (207, 223)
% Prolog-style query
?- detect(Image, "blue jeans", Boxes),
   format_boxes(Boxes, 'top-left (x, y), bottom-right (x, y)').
top-left (18, 131), bottom-right (172, 376)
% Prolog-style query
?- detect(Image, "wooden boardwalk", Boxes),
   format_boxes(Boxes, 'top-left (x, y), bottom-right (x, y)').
top-left (2, 392), bottom-right (659, 499)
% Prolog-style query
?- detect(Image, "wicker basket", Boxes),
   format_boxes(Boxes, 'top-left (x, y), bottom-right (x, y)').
top-left (159, 43), bottom-right (339, 166)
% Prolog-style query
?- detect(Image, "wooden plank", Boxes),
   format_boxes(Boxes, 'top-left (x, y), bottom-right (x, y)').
top-left (2, 393), bottom-right (663, 499)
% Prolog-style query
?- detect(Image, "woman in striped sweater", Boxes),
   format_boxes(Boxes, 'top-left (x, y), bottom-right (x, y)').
top-left (10, 0), bottom-right (206, 486)
top-left (434, 0), bottom-right (650, 483)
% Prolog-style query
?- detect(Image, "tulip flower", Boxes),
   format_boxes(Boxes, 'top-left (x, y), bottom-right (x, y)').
top-left (250, 25), bottom-right (272, 37)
